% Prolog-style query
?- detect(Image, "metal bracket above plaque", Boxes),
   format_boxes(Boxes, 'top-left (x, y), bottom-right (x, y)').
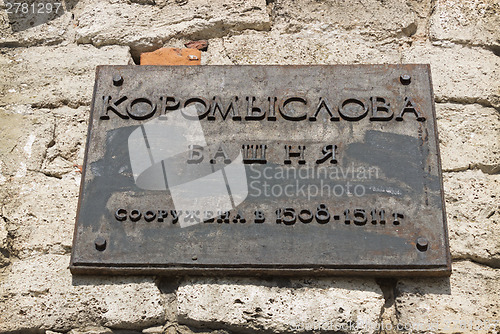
top-left (70, 65), bottom-right (451, 276)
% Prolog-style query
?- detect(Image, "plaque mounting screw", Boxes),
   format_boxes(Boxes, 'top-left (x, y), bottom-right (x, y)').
top-left (95, 237), bottom-right (107, 251)
top-left (112, 74), bottom-right (123, 86)
top-left (416, 237), bottom-right (428, 252)
top-left (400, 74), bottom-right (411, 85)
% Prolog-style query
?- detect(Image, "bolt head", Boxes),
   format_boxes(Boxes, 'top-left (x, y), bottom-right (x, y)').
top-left (400, 74), bottom-right (411, 85)
top-left (95, 237), bottom-right (107, 251)
top-left (112, 74), bottom-right (123, 86)
top-left (416, 237), bottom-right (428, 252)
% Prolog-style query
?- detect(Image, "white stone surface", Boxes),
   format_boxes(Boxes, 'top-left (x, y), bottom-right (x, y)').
top-left (0, 44), bottom-right (132, 107)
top-left (444, 170), bottom-right (500, 267)
top-left (396, 261), bottom-right (500, 334)
top-left (402, 42), bottom-right (500, 110)
top-left (0, 106), bottom-right (89, 260)
top-left (75, 0), bottom-right (270, 52)
top-left (271, 0), bottom-right (423, 40)
top-left (68, 326), bottom-right (114, 334)
top-left (430, 0), bottom-right (500, 48)
top-left (0, 106), bottom-right (54, 176)
top-left (0, 254), bottom-right (165, 332)
top-left (2, 172), bottom-right (80, 259)
top-left (177, 277), bottom-right (384, 334)
top-left (203, 30), bottom-right (402, 65)
top-left (436, 103), bottom-right (500, 173)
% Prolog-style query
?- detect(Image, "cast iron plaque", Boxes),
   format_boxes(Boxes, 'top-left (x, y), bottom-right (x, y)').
top-left (70, 65), bottom-right (451, 276)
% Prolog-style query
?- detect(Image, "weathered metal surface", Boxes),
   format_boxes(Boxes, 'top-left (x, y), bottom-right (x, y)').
top-left (70, 65), bottom-right (451, 276)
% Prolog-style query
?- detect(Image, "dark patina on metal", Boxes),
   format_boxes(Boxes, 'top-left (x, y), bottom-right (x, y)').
top-left (70, 65), bottom-right (451, 276)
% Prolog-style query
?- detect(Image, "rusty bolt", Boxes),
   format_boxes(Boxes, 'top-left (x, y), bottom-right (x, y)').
top-left (113, 74), bottom-right (123, 86)
top-left (416, 237), bottom-right (428, 252)
top-left (400, 74), bottom-right (411, 85)
top-left (95, 237), bottom-right (107, 251)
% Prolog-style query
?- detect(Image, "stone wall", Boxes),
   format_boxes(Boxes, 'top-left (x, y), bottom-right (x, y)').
top-left (0, 0), bottom-right (498, 333)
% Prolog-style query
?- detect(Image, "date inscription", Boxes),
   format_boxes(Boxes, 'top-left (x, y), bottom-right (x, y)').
top-left (114, 206), bottom-right (404, 226)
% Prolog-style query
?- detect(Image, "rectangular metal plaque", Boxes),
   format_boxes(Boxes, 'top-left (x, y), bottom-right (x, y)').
top-left (70, 65), bottom-right (451, 276)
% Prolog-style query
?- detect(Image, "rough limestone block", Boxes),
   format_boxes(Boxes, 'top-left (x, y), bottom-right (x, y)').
top-left (436, 103), bottom-right (500, 173)
top-left (396, 261), bottom-right (500, 334)
top-left (0, 106), bottom-right (55, 178)
top-left (2, 171), bottom-right (81, 259)
top-left (177, 277), bottom-right (384, 333)
top-left (75, 0), bottom-right (270, 52)
top-left (271, 0), bottom-right (424, 40)
top-left (0, 44), bottom-right (132, 108)
top-left (0, 105), bottom-right (88, 179)
top-left (0, 105), bottom-right (90, 260)
top-left (41, 106), bottom-right (89, 178)
top-left (200, 38), bottom-right (234, 65)
top-left (206, 30), bottom-right (402, 65)
top-left (67, 327), bottom-right (113, 334)
top-left (430, 0), bottom-right (500, 48)
top-left (402, 42), bottom-right (500, 110)
top-left (0, 254), bottom-right (165, 333)
top-left (443, 170), bottom-right (500, 267)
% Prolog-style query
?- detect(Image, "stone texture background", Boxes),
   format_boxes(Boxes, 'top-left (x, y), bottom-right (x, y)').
top-left (0, 0), bottom-right (499, 333)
